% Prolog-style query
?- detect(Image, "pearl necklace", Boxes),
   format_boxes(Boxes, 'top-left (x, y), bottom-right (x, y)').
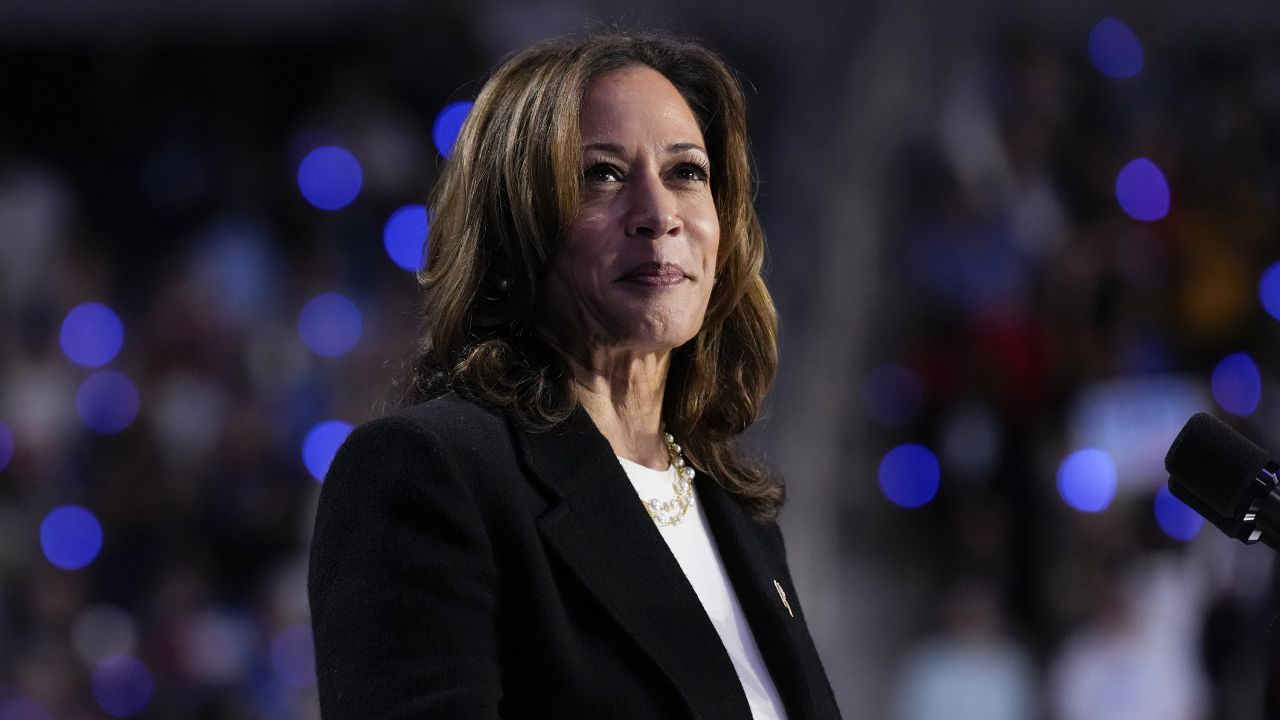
top-left (640, 432), bottom-right (696, 527)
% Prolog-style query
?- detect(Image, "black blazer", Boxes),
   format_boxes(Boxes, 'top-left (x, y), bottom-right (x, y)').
top-left (308, 392), bottom-right (841, 719)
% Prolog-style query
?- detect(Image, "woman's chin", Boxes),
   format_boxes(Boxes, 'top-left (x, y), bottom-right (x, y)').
top-left (604, 324), bottom-right (701, 357)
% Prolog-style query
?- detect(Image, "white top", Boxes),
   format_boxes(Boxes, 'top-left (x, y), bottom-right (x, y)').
top-left (617, 456), bottom-right (788, 720)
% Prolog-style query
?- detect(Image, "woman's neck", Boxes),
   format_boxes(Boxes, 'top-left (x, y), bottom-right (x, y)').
top-left (566, 349), bottom-right (671, 471)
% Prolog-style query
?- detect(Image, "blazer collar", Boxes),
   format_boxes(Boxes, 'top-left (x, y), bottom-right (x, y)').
top-left (697, 476), bottom-right (832, 720)
top-left (515, 406), bottom-right (751, 718)
top-left (514, 406), bottom-right (823, 719)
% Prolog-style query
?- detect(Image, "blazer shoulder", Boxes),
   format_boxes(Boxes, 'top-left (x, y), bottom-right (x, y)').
top-left (394, 391), bottom-right (507, 437)
top-left (355, 392), bottom-right (509, 450)
top-left (319, 392), bottom-right (513, 491)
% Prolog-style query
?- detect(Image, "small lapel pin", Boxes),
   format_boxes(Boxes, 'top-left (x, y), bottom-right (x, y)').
top-left (773, 579), bottom-right (794, 618)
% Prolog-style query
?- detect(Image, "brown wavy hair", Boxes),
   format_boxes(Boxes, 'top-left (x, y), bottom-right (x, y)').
top-left (401, 32), bottom-right (783, 522)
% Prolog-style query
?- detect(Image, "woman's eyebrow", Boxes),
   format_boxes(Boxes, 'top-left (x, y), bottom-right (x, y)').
top-left (582, 142), bottom-right (625, 154)
top-left (581, 142), bottom-right (708, 155)
top-left (668, 142), bottom-right (707, 154)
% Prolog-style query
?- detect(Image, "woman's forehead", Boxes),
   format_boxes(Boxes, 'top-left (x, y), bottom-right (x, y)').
top-left (578, 66), bottom-right (705, 147)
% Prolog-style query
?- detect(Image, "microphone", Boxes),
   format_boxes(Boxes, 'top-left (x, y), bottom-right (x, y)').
top-left (1165, 412), bottom-right (1280, 551)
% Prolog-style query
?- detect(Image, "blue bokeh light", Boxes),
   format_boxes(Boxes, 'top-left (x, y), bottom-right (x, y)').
top-left (861, 364), bottom-right (923, 429)
top-left (1088, 17), bottom-right (1144, 79)
top-left (1057, 448), bottom-right (1117, 513)
top-left (296, 146), bottom-right (362, 211)
top-left (91, 655), bottom-right (154, 718)
top-left (197, 219), bottom-right (279, 327)
top-left (298, 293), bottom-right (363, 357)
top-left (878, 444), bottom-right (941, 508)
top-left (0, 696), bottom-right (52, 720)
top-left (433, 101), bottom-right (473, 158)
top-left (303, 420), bottom-right (353, 481)
top-left (76, 371), bottom-right (141, 435)
top-left (60, 303), bottom-right (124, 368)
top-left (1115, 158), bottom-right (1170, 222)
top-left (1259, 261), bottom-right (1280, 322)
top-left (384, 204), bottom-right (430, 272)
top-left (1154, 487), bottom-right (1204, 542)
top-left (1211, 352), bottom-right (1262, 417)
top-left (271, 625), bottom-right (317, 687)
top-left (41, 505), bottom-right (103, 570)
top-left (0, 420), bottom-right (13, 472)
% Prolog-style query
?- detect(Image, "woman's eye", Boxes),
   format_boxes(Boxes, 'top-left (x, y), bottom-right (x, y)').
top-left (584, 163), bottom-right (622, 183)
top-left (675, 162), bottom-right (710, 183)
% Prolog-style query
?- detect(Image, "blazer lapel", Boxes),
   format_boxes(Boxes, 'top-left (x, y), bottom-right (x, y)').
top-left (514, 406), bottom-right (753, 719)
top-left (697, 478), bottom-right (835, 720)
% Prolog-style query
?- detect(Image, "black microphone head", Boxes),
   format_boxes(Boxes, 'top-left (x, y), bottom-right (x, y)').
top-left (1165, 412), bottom-right (1271, 522)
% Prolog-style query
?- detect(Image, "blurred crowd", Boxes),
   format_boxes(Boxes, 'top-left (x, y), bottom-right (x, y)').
top-left (0, 5), bottom-right (1279, 719)
top-left (870, 20), bottom-right (1280, 720)
top-left (0, 13), bottom-right (492, 717)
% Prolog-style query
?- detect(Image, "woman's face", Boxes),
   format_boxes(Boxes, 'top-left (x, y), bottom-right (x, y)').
top-left (539, 65), bottom-right (720, 363)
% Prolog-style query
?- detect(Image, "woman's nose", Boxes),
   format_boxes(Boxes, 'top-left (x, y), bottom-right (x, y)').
top-left (624, 172), bottom-right (682, 238)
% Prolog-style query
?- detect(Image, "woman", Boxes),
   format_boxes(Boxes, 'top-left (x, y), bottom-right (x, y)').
top-left (308, 32), bottom-right (841, 719)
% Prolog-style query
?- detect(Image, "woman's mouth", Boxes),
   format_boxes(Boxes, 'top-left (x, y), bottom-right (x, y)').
top-left (619, 262), bottom-right (687, 286)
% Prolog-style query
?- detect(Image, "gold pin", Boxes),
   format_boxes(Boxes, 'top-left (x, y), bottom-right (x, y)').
top-left (774, 579), bottom-right (794, 617)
